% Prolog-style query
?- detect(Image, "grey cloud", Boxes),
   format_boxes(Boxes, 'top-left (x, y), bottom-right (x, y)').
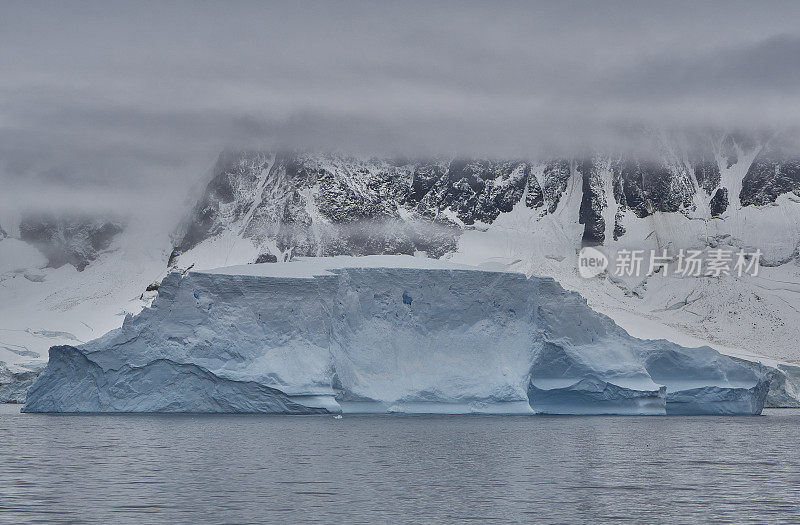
top-left (2, 0), bottom-right (800, 221)
top-left (608, 35), bottom-right (800, 102)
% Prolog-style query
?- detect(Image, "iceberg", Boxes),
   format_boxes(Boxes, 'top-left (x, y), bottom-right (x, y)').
top-left (23, 256), bottom-right (768, 415)
top-left (0, 362), bottom-right (42, 404)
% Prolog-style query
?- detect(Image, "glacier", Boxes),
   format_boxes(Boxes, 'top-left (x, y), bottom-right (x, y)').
top-left (23, 256), bottom-right (769, 415)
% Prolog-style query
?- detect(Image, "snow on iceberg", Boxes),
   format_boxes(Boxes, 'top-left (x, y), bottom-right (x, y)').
top-left (23, 256), bottom-right (769, 415)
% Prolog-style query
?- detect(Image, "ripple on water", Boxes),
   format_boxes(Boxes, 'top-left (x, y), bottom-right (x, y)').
top-left (2, 406), bottom-right (800, 523)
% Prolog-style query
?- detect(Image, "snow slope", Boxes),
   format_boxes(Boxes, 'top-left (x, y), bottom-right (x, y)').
top-left (0, 222), bottom-right (173, 397)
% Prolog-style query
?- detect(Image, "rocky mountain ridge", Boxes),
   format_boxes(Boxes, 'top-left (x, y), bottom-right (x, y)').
top-left (169, 131), bottom-right (800, 269)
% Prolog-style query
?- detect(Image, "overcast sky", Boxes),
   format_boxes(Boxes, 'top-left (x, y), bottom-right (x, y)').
top-left (2, 0), bottom-right (800, 222)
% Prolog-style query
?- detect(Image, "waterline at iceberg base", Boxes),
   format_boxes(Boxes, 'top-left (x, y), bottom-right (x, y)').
top-left (23, 256), bottom-right (769, 415)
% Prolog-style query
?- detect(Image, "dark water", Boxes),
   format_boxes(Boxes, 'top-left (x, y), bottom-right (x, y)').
top-left (2, 405), bottom-right (800, 524)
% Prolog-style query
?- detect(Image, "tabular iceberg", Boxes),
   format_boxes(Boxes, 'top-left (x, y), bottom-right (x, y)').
top-left (23, 256), bottom-right (768, 415)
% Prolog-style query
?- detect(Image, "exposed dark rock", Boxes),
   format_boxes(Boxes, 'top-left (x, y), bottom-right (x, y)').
top-left (710, 187), bottom-right (729, 217)
top-left (617, 160), bottom-right (650, 218)
top-left (614, 159), bottom-right (694, 218)
top-left (539, 160), bottom-right (571, 213)
top-left (578, 160), bottom-right (605, 246)
top-left (525, 172), bottom-right (545, 209)
top-left (172, 151), bottom-right (273, 258)
top-left (690, 146), bottom-right (721, 195)
top-left (171, 153), bottom-right (533, 263)
top-left (255, 253), bottom-right (278, 264)
top-left (407, 163), bottom-right (447, 203)
top-left (613, 211), bottom-right (626, 240)
top-left (174, 150), bottom-right (708, 261)
top-left (741, 137), bottom-right (800, 206)
top-left (412, 159), bottom-right (529, 225)
top-left (19, 213), bottom-right (123, 271)
top-left (170, 136), bottom-right (797, 264)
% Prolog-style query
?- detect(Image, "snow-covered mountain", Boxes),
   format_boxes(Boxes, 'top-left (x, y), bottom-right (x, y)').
top-left (168, 132), bottom-right (800, 269)
top-left (3, 129), bottom-right (800, 403)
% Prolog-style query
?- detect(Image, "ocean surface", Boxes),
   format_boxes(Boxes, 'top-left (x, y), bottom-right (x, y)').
top-left (2, 404), bottom-right (800, 524)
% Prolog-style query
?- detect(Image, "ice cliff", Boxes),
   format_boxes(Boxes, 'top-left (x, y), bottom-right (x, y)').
top-left (23, 256), bottom-right (768, 415)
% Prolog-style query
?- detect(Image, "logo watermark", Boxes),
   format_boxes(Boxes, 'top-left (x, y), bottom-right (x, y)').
top-left (578, 247), bottom-right (609, 278)
top-left (578, 248), bottom-right (762, 278)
